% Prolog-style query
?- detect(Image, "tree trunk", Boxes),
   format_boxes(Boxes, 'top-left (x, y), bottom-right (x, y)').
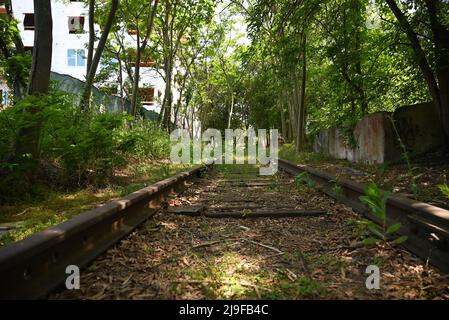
top-left (294, 33), bottom-right (307, 152)
top-left (280, 103), bottom-right (287, 141)
top-left (130, 0), bottom-right (158, 117)
top-left (131, 29), bottom-right (141, 117)
top-left (286, 88), bottom-right (296, 144)
top-left (86, 0), bottom-right (95, 75)
top-left (81, 0), bottom-right (119, 111)
top-left (386, 0), bottom-right (449, 143)
top-left (117, 52), bottom-right (125, 112)
top-left (162, 52), bottom-right (173, 130)
top-left (424, 0), bottom-right (449, 144)
top-left (14, 0), bottom-right (53, 181)
top-left (227, 92), bottom-right (234, 129)
top-left (299, 34), bottom-right (307, 149)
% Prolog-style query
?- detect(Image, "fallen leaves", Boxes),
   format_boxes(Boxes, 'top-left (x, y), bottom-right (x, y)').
top-left (50, 165), bottom-right (449, 300)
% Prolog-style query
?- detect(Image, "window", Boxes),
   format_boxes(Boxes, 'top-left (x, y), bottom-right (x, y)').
top-left (68, 16), bottom-right (85, 34)
top-left (23, 13), bottom-right (34, 30)
top-left (127, 48), bottom-right (156, 67)
top-left (139, 87), bottom-right (155, 106)
top-left (67, 49), bottom-right (86, 67)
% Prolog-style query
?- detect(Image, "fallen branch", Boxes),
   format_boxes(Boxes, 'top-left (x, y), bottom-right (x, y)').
top-left (242, 239), bottom-right (283, 254)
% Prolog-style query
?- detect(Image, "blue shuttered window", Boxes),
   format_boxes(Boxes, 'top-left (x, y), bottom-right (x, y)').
top-left (67, 49), bottom-right (86, 66)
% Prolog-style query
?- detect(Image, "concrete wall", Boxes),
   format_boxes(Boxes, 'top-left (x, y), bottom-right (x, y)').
top-left (391, 103), bottom-right (445, 157)
top-left (353, 112), bottom-right (388, 164)
top-left (313, 103), bottom-right (444, 164)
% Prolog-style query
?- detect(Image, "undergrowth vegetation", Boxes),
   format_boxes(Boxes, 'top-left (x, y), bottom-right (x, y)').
top-left (0, 88), bottom-right (171, 204)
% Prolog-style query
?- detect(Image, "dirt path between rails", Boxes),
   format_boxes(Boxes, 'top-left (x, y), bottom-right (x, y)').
top-left (51, 165), bottom-right (449, 300)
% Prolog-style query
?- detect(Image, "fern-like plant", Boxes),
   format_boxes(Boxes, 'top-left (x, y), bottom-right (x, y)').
top-left (439, 184), bottom-right (449, 199)
top-left (359, 183), bottom-right (407, 245)
top-left (295, 172), bottom-right (315, 189)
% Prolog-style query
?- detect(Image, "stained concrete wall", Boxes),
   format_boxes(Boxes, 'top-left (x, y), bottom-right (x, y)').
top-left (391, 103), bottom-right (445, 157)
top-left (313, 102), bottom-right (444, 164)
top-left (353, 112), bottom-right (388, 164)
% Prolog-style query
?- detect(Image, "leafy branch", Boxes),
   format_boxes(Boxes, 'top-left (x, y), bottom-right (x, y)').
top-left (358, 183), bottom-right (407, 245)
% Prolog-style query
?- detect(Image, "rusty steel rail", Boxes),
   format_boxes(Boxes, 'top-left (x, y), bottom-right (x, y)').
top-left (0, 165), bottom-right (208, 300)
top-left (279, 159), bottom-right (449, 274)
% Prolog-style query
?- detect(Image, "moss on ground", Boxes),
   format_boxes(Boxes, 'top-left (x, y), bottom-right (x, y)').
top-left (0, 162), bottom-right (193, 246)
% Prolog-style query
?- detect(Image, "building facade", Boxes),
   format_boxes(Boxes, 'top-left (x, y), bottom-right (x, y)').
top-left (9, 0), bottom-right (167, 113)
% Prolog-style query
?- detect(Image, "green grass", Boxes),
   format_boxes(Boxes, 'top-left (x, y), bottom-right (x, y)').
top-left (279, 143), bottom-right (331, 164)
top-left (172, 251), bottom-right (325, 300)
top-left (0, 162), bottom-right (193, 247)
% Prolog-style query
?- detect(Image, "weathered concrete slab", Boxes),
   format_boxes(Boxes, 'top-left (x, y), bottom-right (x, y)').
top-left (328, 127), bottom-right (347, 159)
top-left (390, 102), bottom-right (445, 158)
top-left (312, 102), bottom-right (444, 164)
top-left (313, 129), bottom-right (329, 154)
top-left (354, 112), bottom-right (388, 164)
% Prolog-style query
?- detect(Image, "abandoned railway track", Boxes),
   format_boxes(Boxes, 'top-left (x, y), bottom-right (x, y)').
top-left (0, 161), bottom-right (448, 299)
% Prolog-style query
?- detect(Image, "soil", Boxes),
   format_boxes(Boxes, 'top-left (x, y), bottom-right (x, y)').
top-left (50, 165), bottom-right (449, 300)
top-left (300, 152), bottom-right (449, 210)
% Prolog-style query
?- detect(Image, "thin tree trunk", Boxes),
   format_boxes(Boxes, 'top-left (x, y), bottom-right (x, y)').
top-left (423, 0), bottom-right (449, 144)
top-left (299, 34), bottom-right (307, 149)
top-left (280, 107), bottom-right (286, 139)
top-left (294, 72), bottom-right (302, 152)
top-left (86, 0), bottom-right (95, 75)
top-left (130, 0), bottom-right (159, 117)
top-left (14, 0), bottom-right (53, 181)
top-left (162, 55), bottom-right (173, 130)
top-left (287, 88), bottom-right (296, 144)
top-left (117, 52), bottom-right (125, 112)
top-left (227, 92), bottom-right (234, 129)
top-left (386, 0), bottom-right (448, 143)
top-left (81, 0), bottom-right (119, 111)
top-left (131, 28), bottom-right (141, 117)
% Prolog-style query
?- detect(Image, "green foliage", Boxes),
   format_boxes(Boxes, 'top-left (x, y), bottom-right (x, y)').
top-left (439, 184), bottom-right (449, 200)
top-left (330, 178), bottom-right (343, 194)
top-left (2, 53), bottom-right (32, 89)
top-left (358, 183), bottom-right (407, 245)
top-left (0, 88), bottom-right (171, 203)
top-left (295, 172), bottom-right (315, 189)
top-left (242, 0), bottom-right (433, 142)
top-left (279, 144), bottom-right (331, 164)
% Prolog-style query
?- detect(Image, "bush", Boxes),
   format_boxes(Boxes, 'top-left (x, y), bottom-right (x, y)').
top-left (0, 88), bottom-right (171, 202)
top-left (115, 119), bottom-right (170, 160)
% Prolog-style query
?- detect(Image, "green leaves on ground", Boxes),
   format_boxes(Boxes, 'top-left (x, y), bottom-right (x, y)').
top-left (358, 183), bottom-right (407, 246)
top-left (438, 184), bottom-right (449, 199)
top-left (294, 172), bottom-right (315, 189)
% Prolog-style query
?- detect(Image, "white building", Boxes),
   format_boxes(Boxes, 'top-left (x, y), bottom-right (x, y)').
top-left (0, 80), bottom-right (9, 107)
top-left (9, 0), bottom-right (168, 113)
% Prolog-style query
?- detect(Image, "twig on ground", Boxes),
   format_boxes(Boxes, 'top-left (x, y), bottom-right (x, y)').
top-left (242, 239), bottom-right (283, 254)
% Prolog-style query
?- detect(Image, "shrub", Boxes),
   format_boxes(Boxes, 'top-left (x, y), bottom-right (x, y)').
top-left (0, 88), bottom-right (171, 202)
top-left (358, 183), bottom-right (407, 245)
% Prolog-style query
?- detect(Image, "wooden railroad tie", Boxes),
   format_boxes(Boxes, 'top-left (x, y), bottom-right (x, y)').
top-left (167, 205), bottom-right (327, 218)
